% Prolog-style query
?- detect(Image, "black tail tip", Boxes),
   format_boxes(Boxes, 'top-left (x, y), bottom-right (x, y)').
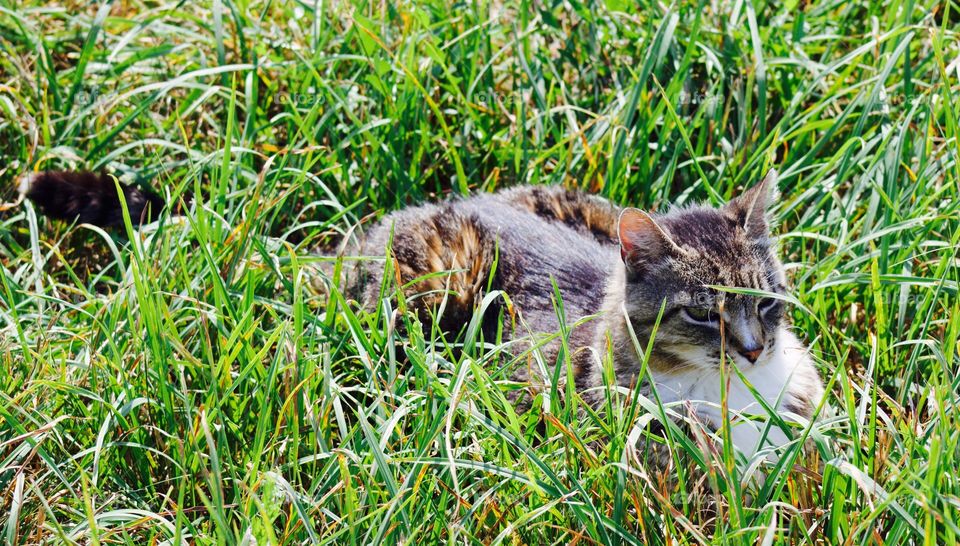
top-left (23, 170), bottom-right (113, 223)
top-left (23, 170), bottom-right (164, 228)
top-left (22, 170), bottom-right (103, 200)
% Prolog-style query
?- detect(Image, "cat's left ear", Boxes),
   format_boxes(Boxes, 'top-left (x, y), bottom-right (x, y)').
top-left (617, 208), bottom-right (681, 273)
top-left (724, 168), bottom-right (779, 239)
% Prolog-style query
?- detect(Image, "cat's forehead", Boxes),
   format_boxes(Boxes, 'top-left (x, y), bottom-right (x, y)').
top-left (661, 207), bottom-right (756, 254)
top-left (659, 207), bottom-right (771, 287)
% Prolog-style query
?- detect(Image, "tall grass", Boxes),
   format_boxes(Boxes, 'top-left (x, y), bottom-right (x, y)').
top-left (1, 0), bottom-right (958, 543)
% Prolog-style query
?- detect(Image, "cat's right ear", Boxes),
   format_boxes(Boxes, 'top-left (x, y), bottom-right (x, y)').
top-left (617, 208), bottom-right (676, 272)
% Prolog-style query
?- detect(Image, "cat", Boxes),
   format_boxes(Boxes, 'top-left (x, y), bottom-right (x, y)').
top-left (343, 171), bottom-right (824, 459)
top-left (21, 169), bottom-right (823, 460)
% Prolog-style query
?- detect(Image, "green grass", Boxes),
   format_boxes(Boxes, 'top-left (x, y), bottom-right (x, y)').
top-left (1, 0), bottom-right (959, 543)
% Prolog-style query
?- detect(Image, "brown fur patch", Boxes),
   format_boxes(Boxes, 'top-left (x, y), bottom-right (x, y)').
top-left (400, 215), bottom-right (492, 313)
top-left (502, 186), bottom-right (619, 244)
top-left (357, 205), bottom-right (496, 331)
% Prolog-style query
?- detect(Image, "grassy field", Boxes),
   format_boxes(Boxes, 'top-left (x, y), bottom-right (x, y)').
top-left (1, 0), bottom-right (959, 543)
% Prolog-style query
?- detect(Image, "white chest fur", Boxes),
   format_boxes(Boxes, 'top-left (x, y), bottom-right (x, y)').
top-left (649, 328), bottom-right (822, 458)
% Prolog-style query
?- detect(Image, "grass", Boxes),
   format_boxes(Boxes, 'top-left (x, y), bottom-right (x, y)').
top-left (1, 0), bottom-right (959, 543)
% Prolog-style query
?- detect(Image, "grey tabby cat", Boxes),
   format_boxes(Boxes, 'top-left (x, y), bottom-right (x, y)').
top-left (24, 169), bottom-right (823, 457)
top-left (342, 169), bottom-right (823, 458)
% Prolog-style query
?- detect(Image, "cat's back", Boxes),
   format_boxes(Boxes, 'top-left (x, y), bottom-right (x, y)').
top-left (456, 186), bottom-right (618, 268)
top-left (355, 185), bottom-right (619, 326)
top-left (490, 185), bottom-right (620, 246)
top-left (450, 186), bottom-right (620, 322)
top-left (363, 184), bottom-right (619, 259)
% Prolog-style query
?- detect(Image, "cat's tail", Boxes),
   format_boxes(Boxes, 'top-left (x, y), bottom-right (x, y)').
top-left (20, 171), bottom-right (170, 229)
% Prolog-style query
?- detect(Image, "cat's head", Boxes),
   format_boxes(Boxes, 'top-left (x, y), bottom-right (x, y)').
top-left (617, 170), bottom-right (787, 371)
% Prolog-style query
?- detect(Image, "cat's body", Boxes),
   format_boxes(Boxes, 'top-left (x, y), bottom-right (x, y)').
top-left (345, 180), bottom-right (823, 457)
top-left (347, 186), bottom-right (618, 364)
top-left (22, 170), bottom-right (823, 459)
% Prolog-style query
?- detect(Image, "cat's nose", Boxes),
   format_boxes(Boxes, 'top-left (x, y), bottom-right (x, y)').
top-left (739, 346), bottom-right (763, 363)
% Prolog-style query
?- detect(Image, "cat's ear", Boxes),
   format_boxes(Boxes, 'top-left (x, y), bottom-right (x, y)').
top-left (725, 168), bottom-right (778, 239)
top-left (618, 208), bottom-right (677, 272)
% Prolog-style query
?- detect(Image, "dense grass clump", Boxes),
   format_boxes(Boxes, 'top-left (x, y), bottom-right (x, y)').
top-left (1, 0), bottom-right (959, 543)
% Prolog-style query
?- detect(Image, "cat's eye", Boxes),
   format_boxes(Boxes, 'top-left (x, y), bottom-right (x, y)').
top-left (683, 307), bottom-right (716, 324)
top-left (758, 297), bottom-right (779, 314)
